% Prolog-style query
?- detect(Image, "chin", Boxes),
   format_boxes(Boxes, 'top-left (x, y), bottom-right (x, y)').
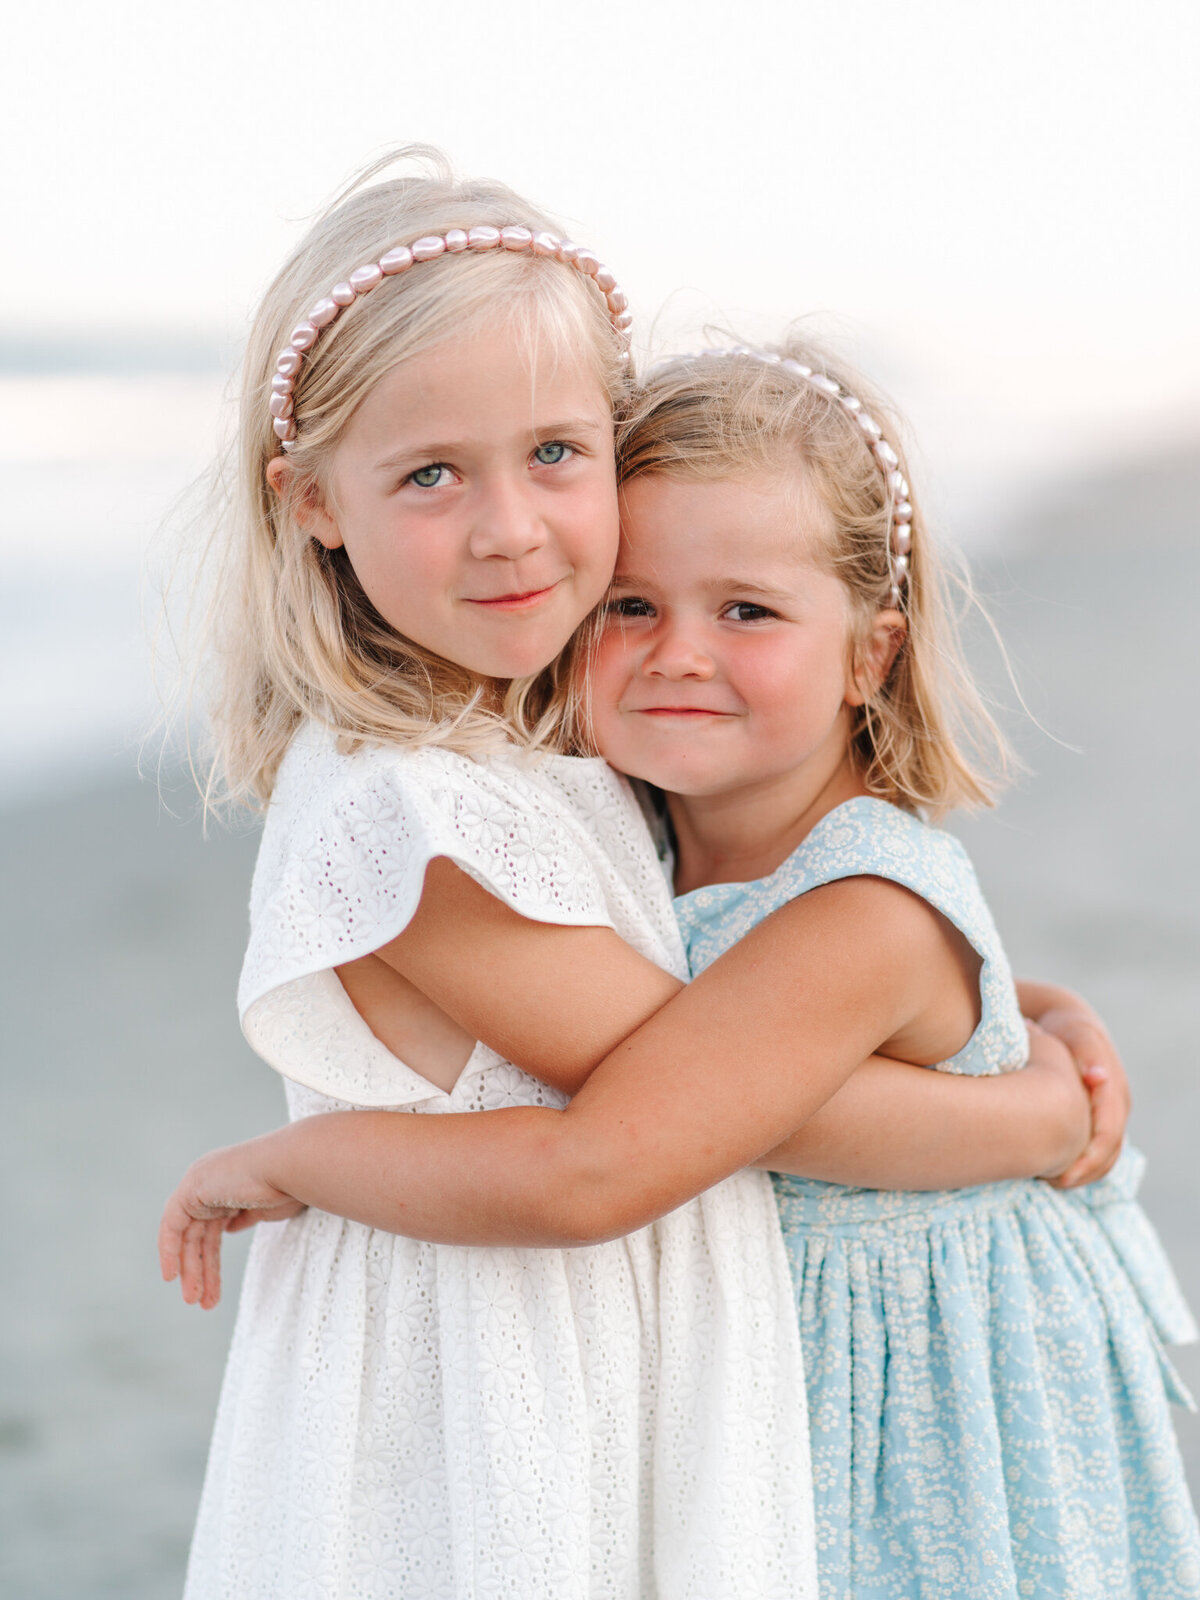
top-left (613, 758), bottom-right (708, 795)
top-left (471, 641), bottom-right (563, 682)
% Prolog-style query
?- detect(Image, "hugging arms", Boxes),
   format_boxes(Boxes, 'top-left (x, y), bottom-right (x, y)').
top-left (162, 853), bottom-right (1125, 1302)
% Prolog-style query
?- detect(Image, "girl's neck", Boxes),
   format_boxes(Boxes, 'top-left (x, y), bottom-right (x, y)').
top-left (667, 755), bottom-right (868, 895)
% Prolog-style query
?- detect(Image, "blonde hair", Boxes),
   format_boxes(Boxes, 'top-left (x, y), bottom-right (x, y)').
top-left (195, 146), bottom-right (627, 810)
top-left (613, 340), bottom-right (1014, 818)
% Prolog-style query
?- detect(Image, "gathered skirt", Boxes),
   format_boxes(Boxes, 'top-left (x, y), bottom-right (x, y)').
top-left (184, 1128), bottom-right (816, 1600)
top-left (775, 1148), bottom-right (1200, 1600)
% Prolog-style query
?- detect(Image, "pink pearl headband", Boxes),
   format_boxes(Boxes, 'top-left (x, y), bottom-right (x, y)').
top-left (681, 346), bottom-right (914, 608)
top-left (269, 226), bottom-right (633, 452)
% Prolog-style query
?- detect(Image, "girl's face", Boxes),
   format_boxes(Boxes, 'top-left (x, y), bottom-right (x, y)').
top-left (300, 322), bottom-right (619, 680)
top-left (590, 472), bottom-right (864, 802)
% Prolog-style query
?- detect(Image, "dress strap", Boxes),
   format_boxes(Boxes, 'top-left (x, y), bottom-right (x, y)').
top-left (679, 798), bottom-right (1028, 1076)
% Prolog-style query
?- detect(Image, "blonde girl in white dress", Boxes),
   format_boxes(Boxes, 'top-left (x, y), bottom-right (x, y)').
top-left (163, 150), bottom-right (1116, 1599)
top-left (167, 146), bottom-right (821, 1600)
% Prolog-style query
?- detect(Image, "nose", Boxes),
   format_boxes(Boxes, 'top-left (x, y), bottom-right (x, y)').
top-left (468, 473), bottom-right (549, 561)
top-left (641, 615), bottom-right (716, 681)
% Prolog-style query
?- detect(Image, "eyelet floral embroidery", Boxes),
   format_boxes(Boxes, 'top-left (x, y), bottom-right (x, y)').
top-left (187, 723), bottom-right (818, 1599)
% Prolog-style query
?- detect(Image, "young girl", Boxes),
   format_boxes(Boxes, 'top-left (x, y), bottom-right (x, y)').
top-left (163, 147), bottom-right (1125, 1597)
top-left (163, 318), bottom-right (1198, 1596)
top-left (170, 153), bottom-right (824, 1599)
top-left (598, 347), bottom-right (1200, 1599)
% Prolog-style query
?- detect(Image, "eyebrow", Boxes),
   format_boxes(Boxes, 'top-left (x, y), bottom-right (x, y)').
top-left (373, 416), bottom-right (610, 474)
top-left (613, 572), bottom-right (800, 603)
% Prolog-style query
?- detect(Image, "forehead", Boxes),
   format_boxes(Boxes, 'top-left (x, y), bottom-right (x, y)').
top-left (617, 470), bottom-right (832, 569)
top-left (409, 321), bottom-right (610, 409)
top-left (343, 319), bottom-right (614, 458)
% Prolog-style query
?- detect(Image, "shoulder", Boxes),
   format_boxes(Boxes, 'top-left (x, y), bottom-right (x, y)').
top-left (804, 796), bottom-right (970, 875)
top-left (240, 727), bottom-right (627, 1014)
top-left (266, 724), bottom-right (592, 862)
top-left (747, 797), bottom-right (987, 965)
top-left (769, 868), bottom-right (958, 956)
top-left (779, 797), bottom-right (980, 917)
top-left (787, 799), bottom-right (1023, 1071)
top-left (272, 721), bottom-right (507, 813)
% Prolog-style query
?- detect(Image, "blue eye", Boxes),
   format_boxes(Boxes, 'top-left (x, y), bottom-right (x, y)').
top-left (409, 464), bottom-right (449, 488)
top-left (533, 441), bottom-right (571, 465)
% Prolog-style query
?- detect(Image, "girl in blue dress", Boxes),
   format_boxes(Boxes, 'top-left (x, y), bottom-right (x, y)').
top-left (591, 343), bottom-right (1200, 1598)
top-left (163, 337), bottom-right (1199, 1598)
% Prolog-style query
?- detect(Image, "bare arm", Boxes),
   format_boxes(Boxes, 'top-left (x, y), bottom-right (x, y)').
top-left (358, 857), bottom-right (684, 1093)
top-left (759, 980), bottom-right (1125, 1190)
top-left (346, 864), bottom-right (1093, 1189)
top-left (759, 1023), bottom-right (1086, 1188)
top-left (162, 875), bottom-right (1090, 1282)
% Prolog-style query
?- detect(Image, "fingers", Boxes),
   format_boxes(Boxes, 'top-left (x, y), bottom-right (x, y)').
top-left (158, 1194), bottom-right (220, 1293)
top-left (180, 1217), bottom-right (208, 1305)
top-left (158, 1200), bottom-right (185, 1284)
top-left (158, 1135), bottom-right (308, 1307)
top-left (1032, 1008), bottom-right (1132, 1190)
top-left (1054, 1136), bottom-right (1123, 1189)
top-left (159, 1182), bottom-right (309, 1310)
top-left (200, 1218), bottom-right (225, 1310)
top-left (1070, 1026), bottom-right (1131, 1111)
top-left (1049, 1071), bottom-right (1124, 1189)
top-left (160, 1192), bottom-right (230, 1307)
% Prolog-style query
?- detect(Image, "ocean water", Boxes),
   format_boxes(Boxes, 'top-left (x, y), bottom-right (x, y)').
top-left (0, 373), bottom-right (226, 806)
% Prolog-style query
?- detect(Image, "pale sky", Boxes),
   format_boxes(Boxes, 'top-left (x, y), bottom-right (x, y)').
top-left (4, 0), bottom-right (1198, 533)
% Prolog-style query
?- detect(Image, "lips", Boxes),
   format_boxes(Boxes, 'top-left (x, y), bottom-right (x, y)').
top-left (628, 706), bottom-right (734, 717)
top-left (465, 580), bottom-right (562, 610)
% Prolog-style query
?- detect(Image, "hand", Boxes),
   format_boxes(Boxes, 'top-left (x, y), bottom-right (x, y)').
top-left (1022, 1020), bottom-right (1092, 1180)
top-left (1035, 1005), bottom-right (1131, 1188)
top-left (158, 1138), bottom-right (306, 1309)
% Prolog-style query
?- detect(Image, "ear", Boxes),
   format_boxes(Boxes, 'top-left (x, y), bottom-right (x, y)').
top-left (265, 456), bottom-right (343, 550)
top-left (846, 608), bottom-right (906, 707)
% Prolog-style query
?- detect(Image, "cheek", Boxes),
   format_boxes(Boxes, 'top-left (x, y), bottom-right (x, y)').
top-left (570, 484), bottom-right (621, 590)
top-left (351, 514), bottom-right (443, 597)
top-left (337, 532), bottom-right (455, 649)
top-left (733, 641), bottom-right (799, 706)
top-left (738, 636), bottom-right (845, 726)
top-left (585, 626), bottom-right (645, 760)
top-left (587, 626), bottom-right (633, 711)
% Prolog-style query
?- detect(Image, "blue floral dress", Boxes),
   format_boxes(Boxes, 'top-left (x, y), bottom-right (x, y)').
top-left (675, 797), bottom-right (1200, 1600)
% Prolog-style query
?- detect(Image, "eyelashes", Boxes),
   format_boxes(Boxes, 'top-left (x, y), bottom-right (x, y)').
top-left (533, 441), bottom-right (572, 466)
top-left (603, 597), bottom-right (779, 623)
top-left (407, 464), bottom-right (453, 489)
top-left (605, 595), bottom-right (655, 618)
top-left (722, 602), bottom-right (775, 622)
top-left (403, 441), bottom-right (578, 491)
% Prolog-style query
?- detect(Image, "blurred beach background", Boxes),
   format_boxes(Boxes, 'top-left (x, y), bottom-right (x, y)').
top-left (2, 2), bottom-right (1197, 1595)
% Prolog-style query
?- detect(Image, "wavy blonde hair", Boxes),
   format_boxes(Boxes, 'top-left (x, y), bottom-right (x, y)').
top-left (190, 146), bottom-right (628, 810)
top-left (611, 340), bottom-right (1014, 818)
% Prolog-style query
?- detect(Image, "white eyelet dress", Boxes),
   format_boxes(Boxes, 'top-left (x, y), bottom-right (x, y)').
top-left (183, 722), bottom-right (817, 1600)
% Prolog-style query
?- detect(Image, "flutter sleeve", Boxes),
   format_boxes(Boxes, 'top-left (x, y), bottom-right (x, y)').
top-left (235, 724), bottom-right (619, 1107)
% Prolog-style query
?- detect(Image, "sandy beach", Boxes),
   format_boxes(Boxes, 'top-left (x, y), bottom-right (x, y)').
top-left (2, 483), bottom-right (1197, 1598)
